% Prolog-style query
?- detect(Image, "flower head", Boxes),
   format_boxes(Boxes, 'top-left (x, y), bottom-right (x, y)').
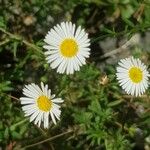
top-left (116, 57), bottom-right (149, 97)
top-left (20, 82), bottom-right (63, 128)
top-left (43, 21), bottom-right (90, 74)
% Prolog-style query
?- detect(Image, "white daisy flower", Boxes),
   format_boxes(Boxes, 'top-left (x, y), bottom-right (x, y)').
top-left (116, 57), bottom-right (149, 97)
top-left (20, 82), bottom-right (64, 128)
top-left (43, 21), bottom-right (90, 74)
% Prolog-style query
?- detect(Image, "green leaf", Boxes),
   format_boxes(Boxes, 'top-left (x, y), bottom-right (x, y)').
top-left (89, 100), bottom-right (101, 114)
top-left (13, 41), bottom-right (19, 59)
top-left (0, 132), bottom-right (4, 141)
top-left (122, 18), bottom-right (134, 27)
top-left (101, 27), bottom-right (115, 34)
top-left (0, 17), bottom-right (6, 28)
top-left (74, 111), bottom-right (92, 124)
top-left (108, 100), bottom-right (123, 107)
top-left (4, 128), bottom-right (9, 139)
top-left (11, 131), bottom-right (22, 139)
top-left (121, 5), bottom-right (134, 19)
top-left (0, 81), bottom-right (13, 92)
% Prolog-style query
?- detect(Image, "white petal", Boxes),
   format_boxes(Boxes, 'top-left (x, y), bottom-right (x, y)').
top-left (52, 98), bottom-right (64, 103)
top-left (30, 110), bottom-right (39, 122)
top-left (50, 111), bottom-right (56, 124)
top-left (44, 112), bottom-right (49, 128)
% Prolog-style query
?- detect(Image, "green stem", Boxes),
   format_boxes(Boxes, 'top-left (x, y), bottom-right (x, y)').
top-left (10, 118), bottom-right (29, 130)
top-left (0, 27), bottom-right (44, 55)
top-left (0, 39), bottom-right (10, 46)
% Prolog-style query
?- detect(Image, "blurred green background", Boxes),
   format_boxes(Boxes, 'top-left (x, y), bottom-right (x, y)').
top-left (0, 0), bottom-right (150, 149)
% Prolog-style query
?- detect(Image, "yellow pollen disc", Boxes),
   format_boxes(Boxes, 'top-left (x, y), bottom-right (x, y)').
top-left (60, 38), bottom-right (78, 57)
top-left (129, 67), bottom-right (143, 83)
top-left (37, 96), bottom-right (52, 112)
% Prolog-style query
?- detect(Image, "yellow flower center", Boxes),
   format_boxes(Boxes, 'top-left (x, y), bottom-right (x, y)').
top-left (60, 38), bottom-right (78, 57)
top-left (37, 96), bottom-right (52, 112)
top-left (129, 67), bottom-right (143, 83)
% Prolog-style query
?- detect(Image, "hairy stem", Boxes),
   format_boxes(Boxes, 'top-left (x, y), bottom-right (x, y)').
top-left (0, 27), bottom-right (44, 55)
top-left (22, 130), bottom-right (73, 149)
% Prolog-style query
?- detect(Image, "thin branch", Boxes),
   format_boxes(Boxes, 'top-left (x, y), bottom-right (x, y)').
top-left (22, 130), bottom-right (73, 149)
top-left (145, 108), bottom-right (150, 113)
top-left (0, 38), bottom-right (10, 46)
top-left (122, 94), bottom-right (150, 99)
top-left (99, 34), bottom-right (139, 59)
top-left (8, 95), bottom-right (20, 101)
top-left (34, 125), bottom-right (53, 148)
top-left (91, 23), bottom-right (150, 44)
top-left (0, 27), bottom-right (43, 55)
top-left (0, 27), bottom-right (22, 40)
top-left (114, 121), bottom-right (128, 132)
top-left (10, 118), bottom-right (29, 129)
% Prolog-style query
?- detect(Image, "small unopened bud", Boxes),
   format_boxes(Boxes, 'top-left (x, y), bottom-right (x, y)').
top-left (23, 15), bottom-right (36, 26)
top-left (99, 75), bottom-right (109, 85)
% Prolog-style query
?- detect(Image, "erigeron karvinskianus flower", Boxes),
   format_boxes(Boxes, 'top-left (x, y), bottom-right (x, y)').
top-left (116, 57), bottom-right (149, 97)
top-left (43, 21), bottom-right (90, 74)
top-left (20, 82), bottom-right (63, 128)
